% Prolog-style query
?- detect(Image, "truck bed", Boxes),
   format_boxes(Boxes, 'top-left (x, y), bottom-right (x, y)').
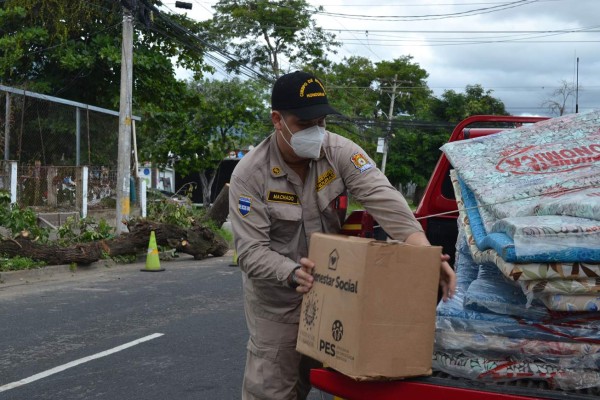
top-left (311, 368), bottom-right (600, 399)
top-left (314, 115), bottom-right (598, 399)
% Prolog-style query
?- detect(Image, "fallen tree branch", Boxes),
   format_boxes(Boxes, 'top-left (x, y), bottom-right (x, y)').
top-left (0, 220), bottom-right (228, 265)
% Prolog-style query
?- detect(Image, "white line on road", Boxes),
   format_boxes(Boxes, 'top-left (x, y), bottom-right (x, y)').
top-left (0, 333), bottom-right (164, 393)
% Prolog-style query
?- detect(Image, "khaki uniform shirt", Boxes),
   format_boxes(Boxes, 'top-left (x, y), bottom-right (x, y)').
top-left (229, 131), bottom-right (422, 324)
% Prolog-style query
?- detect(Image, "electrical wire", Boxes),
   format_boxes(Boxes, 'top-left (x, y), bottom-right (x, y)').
top-left (135, 0), bottom-right (273, 82)
top-left (315, 0), bottom-right (539, 21)
top-left (312, 0), bottom-right (561, 6)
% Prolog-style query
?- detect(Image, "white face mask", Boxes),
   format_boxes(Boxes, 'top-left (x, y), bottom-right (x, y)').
top-left (280, 118), bottom-right (325, 159)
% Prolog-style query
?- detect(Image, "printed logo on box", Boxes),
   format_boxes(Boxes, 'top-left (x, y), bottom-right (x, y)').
top-left (302, 291), bottom-right (319, 331)
top-left (332, 320), bottom-right (344, 342)
top-left (319, 321), bottom-right (344, 358)
top-left (328, 249), bottom-right (339, 270)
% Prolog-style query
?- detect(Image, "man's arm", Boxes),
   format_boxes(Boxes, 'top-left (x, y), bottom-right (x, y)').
top-left (326, 135), bottom-right (456, 301)
top-left (229, 174), bottom-right (299, 286)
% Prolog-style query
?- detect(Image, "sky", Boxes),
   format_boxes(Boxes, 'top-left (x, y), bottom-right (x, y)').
top-left (166, 0), bottom-right (599, 117)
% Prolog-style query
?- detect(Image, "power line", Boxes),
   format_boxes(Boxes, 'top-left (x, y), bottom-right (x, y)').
top-left (331, 24), bottom-right (600, 46)
top-left (338, 39), bottom-right (600, 46)
top-left (145, 22), bottom-right (233, 79)
top-left (312, 0), bottom-right (561, 5)
top-left (316, 0), bottom-right (538, 21)
top-left (136, 0), bottom-right (272, 82)
top-left (324, 27), bottom-right (600, 34)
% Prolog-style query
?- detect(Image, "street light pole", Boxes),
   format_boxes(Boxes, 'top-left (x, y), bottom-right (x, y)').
top-left (116, 7), bottom-right (134, 234)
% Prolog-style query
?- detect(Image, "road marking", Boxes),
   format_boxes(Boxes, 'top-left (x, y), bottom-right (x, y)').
top-left (0, 333), bottom-right (164, 393)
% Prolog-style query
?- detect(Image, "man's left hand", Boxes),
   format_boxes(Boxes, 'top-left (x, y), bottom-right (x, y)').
top-left (439, 253), bottom-right (456, 302)
top-left (290, 257), bottom-right (315, 293)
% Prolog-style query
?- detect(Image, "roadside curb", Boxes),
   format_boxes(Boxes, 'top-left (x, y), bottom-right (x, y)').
top-left (0, 258), bottom-right (131, 288)
top-left (0, 249), bottom-right (235, 288)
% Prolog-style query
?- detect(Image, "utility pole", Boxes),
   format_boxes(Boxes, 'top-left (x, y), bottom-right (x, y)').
top-left (116, 5), bottom-right (134, 234)
top-left (381, 74), bottom-right (397, 175)
top-left (4, 93), bottom-right (10, 161)
top-left (575, 56), bottom-right (579, 114)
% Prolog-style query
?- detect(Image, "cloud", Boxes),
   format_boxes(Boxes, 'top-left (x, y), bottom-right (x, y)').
top-left (310, 0), bottom-right (599, 116)
top-left (175, 0), bottom-right (599, 116)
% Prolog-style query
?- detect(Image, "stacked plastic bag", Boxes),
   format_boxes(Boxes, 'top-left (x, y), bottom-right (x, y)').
top-left (432, 110), bottom-right (600, 390)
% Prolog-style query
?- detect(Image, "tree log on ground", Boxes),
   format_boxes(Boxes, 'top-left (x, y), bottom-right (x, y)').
top-left (0, 220), bottom-right (229, 266)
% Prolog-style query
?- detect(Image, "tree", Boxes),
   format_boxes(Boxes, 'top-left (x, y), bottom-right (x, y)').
top-left (374, 57), bottom-right (432, 119)
top-left (317, 56), bottom-right (433, 159)
top-left (384, 127), bottom-right (449, 204)
top-left (320, 56), bottom-right (431, 122)
top-left (0, 1), bottom-right (209, 106)
top-left (432, 84), bottom-right (508, 123)
top-left (383, 84), bottom-right (507, 203)
top-left (319, 56), bottom-right (378, 120)
top-left (139, 78), bottom-right (270, 207)
top-left (541, 80), bottom-right (578, 116)
top-left (0, 219), bottom-right (229, 264)
top-left (209, 0), bottom-right (339, 78)
top-left (313, 56), bottom-right (449, 204)
top-left (0, 0), bottom-right (214, 112)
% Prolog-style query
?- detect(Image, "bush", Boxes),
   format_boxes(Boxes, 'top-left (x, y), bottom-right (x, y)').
top-left (146, 185), bottom-right (203, 228)
top-left (0, 190), bottom-right (49, 242)
top-left (57, 216), bottom-right (114, 245)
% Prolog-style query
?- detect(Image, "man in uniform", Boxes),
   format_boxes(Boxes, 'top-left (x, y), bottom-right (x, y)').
top-left (229, 71), bottom-right (456, 400)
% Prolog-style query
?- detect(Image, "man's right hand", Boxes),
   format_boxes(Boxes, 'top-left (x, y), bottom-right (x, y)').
top-left (289, 257), bottom-right (315, 293)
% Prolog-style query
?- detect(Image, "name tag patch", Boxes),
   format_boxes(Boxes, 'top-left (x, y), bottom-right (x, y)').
top-left (351, 152), bottom-right (373, 173)
top-left (238, 195), bottom-right (252, 217)
top-left (316, 169), bottom-right (336, 192)
top-left (267, 191), bottom-right (300, 204)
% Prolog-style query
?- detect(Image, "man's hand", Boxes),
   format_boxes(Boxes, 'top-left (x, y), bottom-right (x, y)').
top-left (439, 253), bottom-right (456, 302)
top-left (288, 257), bottom-right (315, 293)
top-left (404, 232), bottom-right (456, 302)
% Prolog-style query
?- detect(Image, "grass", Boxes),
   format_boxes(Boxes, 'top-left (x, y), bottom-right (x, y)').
top-left (0, 255), bottom-right (46, 271)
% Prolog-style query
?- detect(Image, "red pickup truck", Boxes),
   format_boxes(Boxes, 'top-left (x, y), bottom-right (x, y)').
top-left (414, 115), bottom-right (547, 266)
top-left (309, 115), bottom-right (600, 399)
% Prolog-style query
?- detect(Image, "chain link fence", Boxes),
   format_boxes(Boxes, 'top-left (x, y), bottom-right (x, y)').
top-left (0, 85), bottom-right (140, 216)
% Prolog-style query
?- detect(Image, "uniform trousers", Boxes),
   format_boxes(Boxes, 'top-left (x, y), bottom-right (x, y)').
top-left (242, 302), bottom-right (321, 400)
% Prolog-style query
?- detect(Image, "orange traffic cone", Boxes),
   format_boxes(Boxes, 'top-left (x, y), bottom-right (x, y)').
top-left (141, 230), bottom-right (165, 272)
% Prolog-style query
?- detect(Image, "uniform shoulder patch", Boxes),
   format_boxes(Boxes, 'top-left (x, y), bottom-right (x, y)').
top-left (267, 191), bottom-right (300, 204)
top-left (351, 152), bottom-right (374, 173)
top-left (238, 195), bottom-right (252, 217)
top-left (316, 169), bottom-right (336, 192)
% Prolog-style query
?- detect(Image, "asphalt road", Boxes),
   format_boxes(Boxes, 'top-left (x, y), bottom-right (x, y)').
top-left (0, 254), bottom-right (330, 400)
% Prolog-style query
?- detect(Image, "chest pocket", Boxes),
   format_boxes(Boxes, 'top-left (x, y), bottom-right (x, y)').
top-left (317, 178), bottom-right (347, 233)
top-left (268, 204), bottom-right (303, 245)
top-left (317, 178), bottom-right (346, 212)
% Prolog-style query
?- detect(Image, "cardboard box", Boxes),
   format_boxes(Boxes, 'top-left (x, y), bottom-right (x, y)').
top-left (296, 233), bottom-right (441, 380)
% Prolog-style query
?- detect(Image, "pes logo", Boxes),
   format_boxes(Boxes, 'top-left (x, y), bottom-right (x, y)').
top-left (319, 320), bottom-right (344, 357)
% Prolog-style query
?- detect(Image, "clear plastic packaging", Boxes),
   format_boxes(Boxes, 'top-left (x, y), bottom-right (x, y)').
top-left (433, 350), bottom-right (600, 390)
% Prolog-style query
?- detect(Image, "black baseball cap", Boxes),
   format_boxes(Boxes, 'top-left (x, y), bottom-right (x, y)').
top-left (271, 71), bottom-right (342, 120)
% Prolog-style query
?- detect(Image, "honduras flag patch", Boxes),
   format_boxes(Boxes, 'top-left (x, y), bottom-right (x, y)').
top-left (238, 195), bottom-right (252, 217)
